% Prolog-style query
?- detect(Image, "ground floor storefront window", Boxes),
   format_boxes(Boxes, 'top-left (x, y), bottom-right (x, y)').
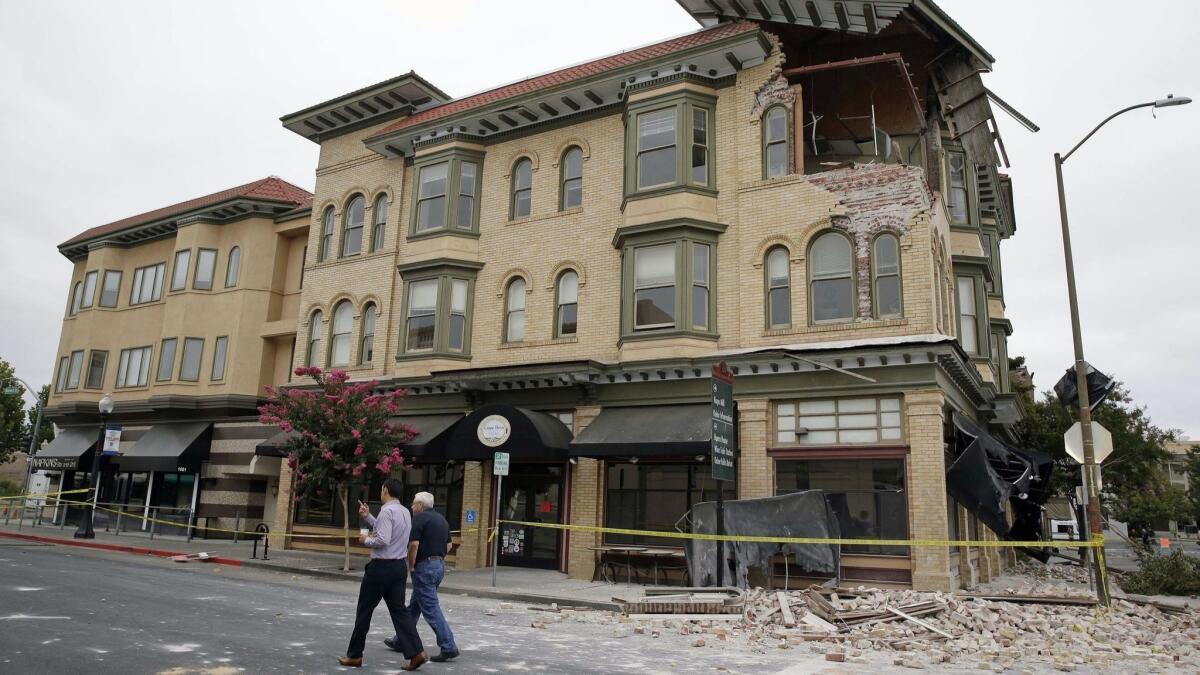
top-left (775, 458), bottom-right (907, 556)
top-left (293, 463), bottom-right (464, 529)
top-left (605, 462), bottom-right (736, 547)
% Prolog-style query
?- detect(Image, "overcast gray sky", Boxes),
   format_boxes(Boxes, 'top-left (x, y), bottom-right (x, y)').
top-left (1, 1), bottom-right (1196, 437)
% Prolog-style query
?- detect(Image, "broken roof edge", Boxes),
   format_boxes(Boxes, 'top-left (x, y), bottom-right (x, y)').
top-left (710, 332), bottom-right (957, 359)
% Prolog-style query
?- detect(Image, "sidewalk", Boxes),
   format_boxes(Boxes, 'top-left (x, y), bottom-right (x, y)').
top-left (0, 520), bottom-right (631, 611)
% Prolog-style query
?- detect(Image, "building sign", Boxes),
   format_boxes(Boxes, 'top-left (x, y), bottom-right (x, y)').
top-left (493, 451), bottom-right (510, 477)
top-left (30, 456), bottom-right (78, 471)
top-left (101, 425), bottom-right (123, 456)
top-left (477, 415), bottom-right (511, 448)
top-left (711, 361), bottom-right (735, 482)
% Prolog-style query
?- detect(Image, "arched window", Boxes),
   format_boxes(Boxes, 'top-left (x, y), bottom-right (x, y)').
top-left (555, 271), bottom-right (578, 337)
top-left (872, 234), bottom-right (902, 318)
top-left (810, 232), bottom-right (854, 323)
top-left (370, 194), bottom-right (387, 252)
top-left (329, 301), bottom-right (353, 366)
top-left (318, 207), bottom-right (335, 261)
top-left (763, 105), bottom-right (789, 178)
top-left (765, 247), bottom-right (791, 328)
top-left (504, 278), bottom-right (526, 342)
top-left (70, 282), bottom-right (83, 316)
top-left (341, 195), bottom-right (364, 256)
top-left (560, 147), bottom-right (583, 210)
top-left (359, 303), bottom-right (377, 365)
top-left (224, 246), bottom-right (241, 288)
top-left (306, 310), bottom-right (323, 366)
top-left (511, 158), bottom-right (532, 219)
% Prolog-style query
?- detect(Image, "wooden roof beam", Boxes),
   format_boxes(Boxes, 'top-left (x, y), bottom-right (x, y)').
top-left (834, 2), bottom-right (850, 30)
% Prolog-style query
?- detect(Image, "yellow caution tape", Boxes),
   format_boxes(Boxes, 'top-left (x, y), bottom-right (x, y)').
top-left (495, 519), bottom-right (1103, 549)
top-left (0, 488), bottom-right (93, 501)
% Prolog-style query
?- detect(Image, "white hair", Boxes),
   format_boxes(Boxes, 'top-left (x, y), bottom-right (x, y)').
top-left (413, 491), bottom-right (435, 509)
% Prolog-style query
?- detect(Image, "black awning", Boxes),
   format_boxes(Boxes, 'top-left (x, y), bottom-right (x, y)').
top-left (392, 414), bottom-right (462, 460)
top-left (445, 405), bottom-right (571, 461)
top-left (569, 404), bottom-right (712, 458)
top-left (116, 423), bottom-right (212, 473)
top-left (30, 428), bottom-right (97, 471)
top-left (255, 429), bottom-right (298, 458)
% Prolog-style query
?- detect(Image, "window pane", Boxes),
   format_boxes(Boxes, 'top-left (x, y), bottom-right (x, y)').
top-left (512, 189), bottom-right (530, 219)
top-left (638, 108), bottom-right (675, 150)
top-left (449, 279), bottom-right (468, 351)
top-left (639, 146), bottom-right (677, 188)
top-left (211, 336), bottom-right (228, 380)
top-left (506, 279), bottom-right (526, 312)
top-left (225, 248), bottom-right (240, 287)
top-left (372, 195), bottom-right (387, 251)
top-left (563, 148), bottom-right (582, 179)
top-left (635, 244), bottom-right (675, 287)
top-left (157, 338), bottom-right (177, 381)
top-left (691, 108), bottom-right (708, 184)
top-left (407, 280), bottom-right (438, 351)
top-left (171, 251), bottom-right (190, 291)
top-left (798, 400), bottom-right (835, 414)
top-left (778, 414), bottom-right (795, 431)
top-left (320, 208), bottom-right (335, 260)
top-left (838, 398), bottom-right (875, 413)
top-left (82, 271), bottom-right (97, 306)
top-left (457, 162), bottom-right (476, 229)
top-left (194, 250), bottom-right (216, 290)
top-left (767, 142), bottom-right (787, 177)
top-left (558, 271), bottom-right (578, 304)
top-left (766, 107), bottom-right (786, 142)
top-left (839, 428), bottom-right (879, 443)
top-left (450, 279), bottom-right (468, 313)
top-left (557, 303), bottom-right (577, 336)
top-left (131, 269), bottom-right (144, 303)
top-left (880, 397), bottom-right (900, 412)
top-left (180, 338), bottom-right (203, 381)
top-left (66, 351), bottom-right (83, 389)
top-left (86, 351), bottom-right (107, 389)
top-left (126, 348), bottom-right (143, 386)
top-left (55, 357), bottom-right (69, 392)
top-left (812, 278), bottom-right (853, 321)
top-left (115, 351), bottom-right (129, 388)
top-left (692, 286), bottom-right (708, 330)
top-left (769, 287), bottom-right (791, 326)
top-left (506, 309), bottom-right (525, 342)
top-left (342, 197), bottom-right (364, 255)
top-left (777, 402), bottom-right (796, 417)
top-left (811, 233), bottom-right (852, 277)
top-left (874, 235), bottom-right (899, 274)
top-left (775, 459), bottom-right (907, 555)
top-left (513, 159), bottom-right (532, 190)
top-left (100, 271), bottom-right (121, 307)
top-left (563, 178), bottom-right (582, 209)
top-left (635, 287), bottom-right (674, 328)
top-left (692, 244), bottom-right (709, 284)
top-left (877, 276), bottom-right (901, 316)
top-left (417, 196), bottom-right (446, 230)
top-left (956, 277), bottom-right (976, 314)
top-left (419, 162), bottom-right (448, 199)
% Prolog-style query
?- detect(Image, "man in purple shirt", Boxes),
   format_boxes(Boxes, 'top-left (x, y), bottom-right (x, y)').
top-left (337, 478), bottom-right (427, 671)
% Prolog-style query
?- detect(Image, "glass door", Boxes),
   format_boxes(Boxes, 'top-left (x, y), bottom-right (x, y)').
top-left (497, 465), bottom-right (563, 569)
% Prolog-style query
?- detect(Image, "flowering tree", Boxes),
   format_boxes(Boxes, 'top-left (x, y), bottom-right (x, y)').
top-left (259, 367), bottom-right (414, 571)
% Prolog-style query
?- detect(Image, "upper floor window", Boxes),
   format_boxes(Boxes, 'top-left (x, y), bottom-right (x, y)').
top-left (157, 338), bottom-right (177, 381)
top-left (947, 149), bottom-right (970, 224)
top-left (224, 247), bottom-right (240, 288)
top-left (371, 194), bottom-right (387, 252)
top-left (504, 278), bottom-right (526, 342)
top-left (560, 147), bottom-right (583, 210)
top-left (763, 105), bottom-right (789, 178)
top-left (626, 92), bottom-right (716, 197)
top-left (511, 158), bottom-right (532, 219)
top-left (775, 397), bottom-right (903, 445)
top-left (634, 243), bottom-right (676, 330)
top-left (691, 243), bottom-right (710, 331)
top-left (415, 162), bottom-right (449, 232)
top-left (318, 207), bottom-right (335, 262)
top-left (130, 263), bottom-right (165, 305)
top-left (65, 350), bottom-right (84, 390)
top-left (766, 247), bottom-right (791, 328)
top-left (457, 162), bottom-right (477, 229)
top-left (193, 249), bottom-right (217, 291)
top-left (179, 337), bottom-right (204, 381)
top-left (809, 232), bottom-right (854, 323)
top-left (618, 220), bottom-right (723, 339)
top-left (359, 303), bottom-right (376, 365)
top-left (170, 250), bottom-right (190, 292)
top-left (410, 151), bottom-right (483, 237)
top-left (211, 336), bottom-right (228, 381)
top-left (956, 276), bottom-right (979, 354)
top-left (448, 279), bottom-right (469, 352)
top-left (341, 195), bottom-right (365, 257)
top-left (69, 282), bottom-right (83, 316)
top-left (405, 280), bottom-right (438, 352)
top-left (555, 271), bottom-right (578, 337)
top-left (306, 311), bottom-right (323, 367)
top-left (99, 270), bottom-right (122, 308)
top-left (115, 346), bottom-right (152, 388)
top-left (398, 265), bottom-right (477, 357)
top-left (329, 300), bottom-right (353, 367)
top-left (81, 270), bottom-right (98, 308)
top-left (872, 234), bottom-right (901, 318)
top-left (85, 350), bottom-right (107, 389)
top-left (691, 108), bottom-right (709, 184)
top-left (636, 108), bottom-right (676, 189)
top-left (55, 356), bottom-right (69, 392)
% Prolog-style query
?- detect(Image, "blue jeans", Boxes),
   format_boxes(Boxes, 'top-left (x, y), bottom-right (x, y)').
top-left (401, 558), bottom-right (457, 653)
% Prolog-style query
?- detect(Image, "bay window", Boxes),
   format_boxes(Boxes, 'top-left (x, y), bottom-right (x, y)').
top-left (617, 219), bottom-right (723, 341)
top-left (624, 90), bottom-right (716, 198)
top-left (410, 149), bottom-right (484, 238)
top-left (397, 260), bottom-right (479, 358)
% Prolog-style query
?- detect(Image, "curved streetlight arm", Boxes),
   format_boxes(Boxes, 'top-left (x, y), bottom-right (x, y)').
top-left (1060, 102), bottom-right (1156, 164)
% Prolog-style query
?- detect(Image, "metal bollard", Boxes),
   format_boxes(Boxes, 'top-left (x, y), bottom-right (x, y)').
top-left (150, 508), bottom-right (159, 539)
top-left (114, 508), bottom-right (122, 537)
top-left (252, 523), bottom-right (270, 560)
top-left (186, 508), bottom-right (194, 543)
top-left (233, 511), bottom-right (241, 544)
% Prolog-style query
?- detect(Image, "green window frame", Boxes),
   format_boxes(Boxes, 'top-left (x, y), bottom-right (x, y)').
top-left (340, 194), bottom-right (365, 257)
top-left (359, 302), bottom-right (377, 365)
top-left (396, 260), bottom-right (481, 359)
top-left (408, 148), bottom-right (484, 239)
top-left (615, 219), bottom-right (724, 343)
top-left (555, 270), bottom-right (579, 337)
top-left (623, 90), bottom-right (717, 201)
top-left (956, 275), bottom-right (980, 355)
top-left (871, 233), bottom-right (902, 319)
top-left (510, 158), bottom-right (532, 220)
top-left (370, 194), bottom-right (388, 252)
top-left (762, 104), bottom-right (791, 179)
top-left (808, 231), bottom-right (855, 324)
top-left (765, 246), bottom-right (791, 329)
top-left (560, 146), bottom-right (583, 210)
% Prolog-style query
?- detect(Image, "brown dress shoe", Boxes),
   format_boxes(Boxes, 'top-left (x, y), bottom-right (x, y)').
top-left (400, 651), bottom-right (428, 671)
top-left (337, 655), bottom-right (363, 667)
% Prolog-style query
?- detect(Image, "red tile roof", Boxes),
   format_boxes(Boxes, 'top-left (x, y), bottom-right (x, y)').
top-left (62, 176), bottom-right (313, 247)
top-left (370, 21), bottom-right (759, 139)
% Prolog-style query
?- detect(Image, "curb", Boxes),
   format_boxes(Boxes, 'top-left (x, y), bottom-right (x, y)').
top-left (0, 530), bottom-right (243, 567)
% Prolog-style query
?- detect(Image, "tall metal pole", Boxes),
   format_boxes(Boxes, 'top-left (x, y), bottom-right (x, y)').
top-left (74, 412), bottom-right (106, 539)
top-left (491, 474), bottom-right (503, 587)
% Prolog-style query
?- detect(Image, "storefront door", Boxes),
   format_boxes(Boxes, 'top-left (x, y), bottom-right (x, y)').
top-left (497, 465), bottom-right (563, 569)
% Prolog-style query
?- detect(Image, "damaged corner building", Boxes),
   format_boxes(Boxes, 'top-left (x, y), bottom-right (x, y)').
top-left (45, 1), bottom-right (1041, 592)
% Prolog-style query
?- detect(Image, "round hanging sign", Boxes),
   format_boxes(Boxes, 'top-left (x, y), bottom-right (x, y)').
top-left (477, 414), bottom-right (511, 447)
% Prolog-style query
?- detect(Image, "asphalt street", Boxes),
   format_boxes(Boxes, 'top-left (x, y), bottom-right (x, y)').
top-left (0, 541), bottom-right (796, 675)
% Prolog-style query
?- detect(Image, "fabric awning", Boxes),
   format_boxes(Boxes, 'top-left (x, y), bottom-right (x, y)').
top-left (391, 414), bottom-right (462, 460)
top-left (446, 405), bottom-right (571, 461)
top-left (569, 404), bottom-right (712, 458)
top-left (30, 428), bottom-right (97, 471)
top-left (116, 422), bottom-right (212, 473)
top-left (255, 429), bottom-right (298, 458)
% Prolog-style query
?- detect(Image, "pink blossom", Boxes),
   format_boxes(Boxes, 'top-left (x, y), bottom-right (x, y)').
top-left (353, 446), bottom-right (363, 457)
top-left (351, 429), bottom-right (361, 440)
top-left (321, 450), bottom-right (334, 461)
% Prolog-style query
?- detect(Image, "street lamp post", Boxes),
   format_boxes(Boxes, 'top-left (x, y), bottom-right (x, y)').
top-left (1054, 94), bottom-right (1191, 606)
top-left (2, 376), bottom-right (46, 521)
top-left (74, 393), bottom-right (114, 539)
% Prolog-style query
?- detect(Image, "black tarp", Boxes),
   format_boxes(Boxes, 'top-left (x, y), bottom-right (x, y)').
top-left (687, 491), bottom-right (840, 589)
top-left (1054, 365), bottom-right (1116, 411)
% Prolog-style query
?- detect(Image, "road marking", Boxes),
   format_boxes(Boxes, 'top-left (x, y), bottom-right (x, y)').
top-left (0, 614), bottom-right (71, 620)
top-left (13, 587), bottom-right (44, 591)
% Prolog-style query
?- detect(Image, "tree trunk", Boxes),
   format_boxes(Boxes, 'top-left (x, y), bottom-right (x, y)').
top-left (339, 483), bottom-right (350, 572)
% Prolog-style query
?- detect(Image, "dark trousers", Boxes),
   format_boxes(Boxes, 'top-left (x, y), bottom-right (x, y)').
top-left (346, 559), bottom-right (423, 659)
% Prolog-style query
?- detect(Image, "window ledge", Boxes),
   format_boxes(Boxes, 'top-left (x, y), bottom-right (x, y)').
top-left (619, 329), bottom-right (718, 345)
top-left (406, 229), bottom-right (480, 243)
top-left (498, 336), bottom-right (579, 350)
top-left (622, 183), bottom-right (717, 209)
top-left (395, 352), bottom-right (472, 363)
top-left (763, 318), bottom-right (908, 338)
top-left (736, 174), bottom-right (806, 193)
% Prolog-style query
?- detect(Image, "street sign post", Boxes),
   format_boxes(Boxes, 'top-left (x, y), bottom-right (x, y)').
top-left (491, 451), bottom-right (510, 587)
top-left (710, 361), bottom-right (735, 586)
top-left (1064, 421), bottom-right (1112, 464)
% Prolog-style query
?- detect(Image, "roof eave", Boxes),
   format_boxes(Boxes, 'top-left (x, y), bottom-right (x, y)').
top-left (280, 71), bottom-right (451, 143)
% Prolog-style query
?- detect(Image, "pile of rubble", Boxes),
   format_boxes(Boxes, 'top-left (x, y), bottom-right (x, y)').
top-left (614, 582), bottom-right (1199, 671)
top-left (1008, 559), bottom-right (1097, 585)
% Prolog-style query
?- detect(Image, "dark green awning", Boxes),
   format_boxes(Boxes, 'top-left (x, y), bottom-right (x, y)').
top-left (569, 404), bottom-right (712, 458)
top-left (30, 428), bottom-right (97, 471)
top-left (116, 422), bottom-right (211, 473)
